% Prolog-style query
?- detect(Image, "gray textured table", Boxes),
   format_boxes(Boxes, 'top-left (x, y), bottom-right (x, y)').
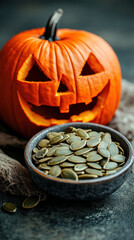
top-left (0, 1), bottom-right (134, 239)
top-left (1, 174), bottom-right (134, 240)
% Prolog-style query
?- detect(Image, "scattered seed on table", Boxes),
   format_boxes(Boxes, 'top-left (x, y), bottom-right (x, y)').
top-left (2, 203), bottom-right (17, 213)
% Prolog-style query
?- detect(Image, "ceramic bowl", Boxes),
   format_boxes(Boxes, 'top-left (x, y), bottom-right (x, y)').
top-left (24, 122), bottom-right (134, 200)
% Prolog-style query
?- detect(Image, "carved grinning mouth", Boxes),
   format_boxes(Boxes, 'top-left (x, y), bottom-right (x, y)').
top-left (28, 96), bottom-right (98, 120)
top-left (17, 82), bottom-right (110, 126)
top-left (17, 53), bottom-right (109, 126)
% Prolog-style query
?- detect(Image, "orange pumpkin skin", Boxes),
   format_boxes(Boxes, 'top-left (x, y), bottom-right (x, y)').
top-left (0, 11), bottom-right (121, 138)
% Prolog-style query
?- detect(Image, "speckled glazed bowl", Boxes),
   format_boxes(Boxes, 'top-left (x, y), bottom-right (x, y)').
top-left (24, 123), bottom-right (134, 200)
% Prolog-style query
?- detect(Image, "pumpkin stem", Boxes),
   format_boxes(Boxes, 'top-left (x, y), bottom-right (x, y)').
top-left (40, 8), bottom-right (64, 41)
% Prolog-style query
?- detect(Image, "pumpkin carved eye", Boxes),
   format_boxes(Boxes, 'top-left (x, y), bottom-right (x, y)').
top-left (18, 54), bottom-right (52, 82)
top-left (80, 53), bottom-right (104, 76)
top-left (26, 63), bottom-right (51, 82)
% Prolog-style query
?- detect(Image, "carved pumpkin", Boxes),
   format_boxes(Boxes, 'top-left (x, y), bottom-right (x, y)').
top-left (0, 9), bottom-right (121, 138)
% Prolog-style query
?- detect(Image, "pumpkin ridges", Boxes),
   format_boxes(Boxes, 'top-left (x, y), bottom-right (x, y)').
top-left (63, 39), bottom-right (110, 102)
top-left (63, 42), bottom-right (80, 104)
top-left (12, 38), bottom-right (45, 134)
top-left (87, 72), bottom-right (109, 99)
top-left (0, 38), bottom-right (36, 130)
top-left (54, 40), bottom-right (76, 87)
top-left (94, 39), bottom-right (121, 123)
top-left (12, 40), bottom-right (39, 133)
top-left (80, 45), bottom-right (120, 124)
top-left (54, 43), bottom-right (62, 82)
top-left (57, 29), bottom-right (90, 41)
top-left (59, 41), bottom-right (77, 97)
top-left (81, 33), bottom-right (121, 122)
top-left (61, 40), bottom-right (92, 104)
top-left (49, 42), bottom-right (58, 81)
top-left (60, 43), bottom-right (79, 112)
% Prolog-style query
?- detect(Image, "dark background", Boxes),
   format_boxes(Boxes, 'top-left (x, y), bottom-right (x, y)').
top-left (0, 0), bottom-right (134, 82)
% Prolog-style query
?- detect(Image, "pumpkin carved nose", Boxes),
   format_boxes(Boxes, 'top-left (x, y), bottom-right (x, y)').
top-left (57, 80), bottom-right (69, 93)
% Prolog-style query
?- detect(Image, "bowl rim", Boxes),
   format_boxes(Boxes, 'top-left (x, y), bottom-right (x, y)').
top-left (24, 122), bottom-right (134, 185)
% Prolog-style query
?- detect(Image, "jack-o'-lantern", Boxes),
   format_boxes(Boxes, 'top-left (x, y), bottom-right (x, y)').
top-left (0, 9), bottom-right (121, 138)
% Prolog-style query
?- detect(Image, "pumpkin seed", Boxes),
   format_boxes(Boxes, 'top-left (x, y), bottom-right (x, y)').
top-left (22, 195), bottom-right (40, 209)
top-left (99, 159), bottom-right (108, 167)
top-left (74, 163), bottom-right (87, 171)
top-left (83, 150), bottom-right (97, 157)
top-left (88, 131), bottom-right (101, 138)
top-left (103, 162), bottom-right (118, 170)
top-left (118, 161), bottom-right (125, 166)
top-left (60, 143), bottom-right (70, 147)
top-left (98, 148), bottom-right (110, 158)
top-left (76, 128), bottom-right (89, 139)
top-left (87, 137), bottom-right (101, 147)
top-left (68, 132), bottom-right (76, 136)
top-left (59, 134), bottom-right (69, 142)
top-left (105, 169), bottom-right (117, 175)
top-left (70, 140), bottom-right (87, 151)
top-left (79, 174), bottom-right (98, 179)
top-left (38, 157), bottom-right (52, 163)
top-left (59, 131), bottom-right (64, 135)
top-left (50, 135), bottom-right (64, 144)
top-left (87, 153), bottom-right (103, 162)
top-left (47, 132), bottom-right (60, 140)
top-left (2, 203), bottom-right (17, 213)
top-left (46, 145), bottom-right (59, 156)
top-left (61, 169), bottom-right (78, 180)
top-left (103, 157), bottom-right (110, 166)
top-left (77, 171), bottom-right (85, 175)
top-left (49, 165), bottom-right (61, 177)
top-left (98, 141), bottom-right (108, 150)
top-left (111, 154), bottom-right (126, 163)
top-left (102, 133), bottom-right (111, 144)
top-left (64, 127), bottom-right (76, 133)
top-left (38, 163), bottom-right (51, 170)
top-left (113, 141), bottom-right (120, 146)
top-left (67, 135), bottom-right (81, 144)
top-left (108, 142), bottom-right (119, 156)
top-left (32, 154), bottom-right (38, 161)
top-left (54, 146), bottom-right (72, 156)
top-left (74, 147), bottom-right (93, 155)
top-left (33, 147), bottom-right (39, 154)
top-left (35, 148), bottom-right (48, 159)
top-left (87, 162), bottom-right (102, 170)
top-left (117, 145), bottom-right (125, 155)
top-left (38, 139), bottom-right (49, 148)
top-left (115, 167), bottom-right (122, 171)
top-left (85, 168), bottom-right (103, 176)
top-left (60, 161), bottom-right (75, 167)
top-left (85, 129), bottom-right (92, 132)
top-left (48, 156), bottom-right (67, 165)
top-left (68, 155), bottom-right (86, 163)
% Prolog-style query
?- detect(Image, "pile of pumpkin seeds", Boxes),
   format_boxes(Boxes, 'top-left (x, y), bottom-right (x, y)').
top-left (32, 127), bottom-right (126, 181)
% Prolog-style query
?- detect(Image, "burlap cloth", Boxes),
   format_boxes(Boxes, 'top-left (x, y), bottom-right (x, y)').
top-left (0, 79), bottom-right (134, 199)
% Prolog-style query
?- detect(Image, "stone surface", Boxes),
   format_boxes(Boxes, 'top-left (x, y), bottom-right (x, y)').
top-left (0, 173), bottom-right (134, 240)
